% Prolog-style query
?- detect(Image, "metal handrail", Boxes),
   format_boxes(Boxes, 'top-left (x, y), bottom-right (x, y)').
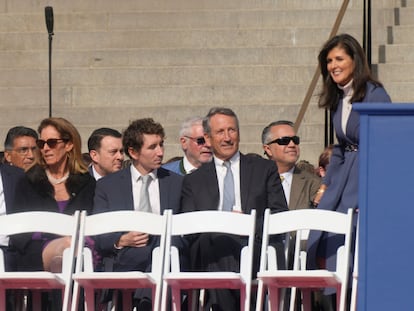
top-left (294, 0), bottom-right (351, 142)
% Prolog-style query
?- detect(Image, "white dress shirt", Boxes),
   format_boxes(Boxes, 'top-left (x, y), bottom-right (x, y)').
top-left (280, 167), bottom-right (294, 205)
top-left (214, 152), bottom-right (241, 212)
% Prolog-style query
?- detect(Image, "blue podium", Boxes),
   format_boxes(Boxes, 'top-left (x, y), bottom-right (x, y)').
top-left (354, 103), bottom-right (414, 310)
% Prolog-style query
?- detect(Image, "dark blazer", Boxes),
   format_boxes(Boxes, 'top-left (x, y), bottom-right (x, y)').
top-left (0, 163), bottom-right (26, 271)
top-left (0, 163), bottom-right (26, 214)
top-left (93, 166), bottom-right (183, 271)
top-left (180, 153), bottom-right (287, 310)
top-left (181, 153), bottom-right (287, 236)
top-left (10, 164), bottom-right (96, 271)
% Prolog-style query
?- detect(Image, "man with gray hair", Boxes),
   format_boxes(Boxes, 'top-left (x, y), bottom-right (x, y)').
top-left (163, 116), bottom-right (212, 175)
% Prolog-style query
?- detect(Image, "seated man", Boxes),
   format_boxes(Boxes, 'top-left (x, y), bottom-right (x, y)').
top-left (180, 107), bottom-right (288, 310)
top-left (93, 118), bottom-right (183, 310)
top-left (162, 116), bottom-right (212, 175)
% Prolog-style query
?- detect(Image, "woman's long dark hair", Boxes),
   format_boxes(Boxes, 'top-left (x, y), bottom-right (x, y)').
top-left (318, 33), bottom-right (383, 111)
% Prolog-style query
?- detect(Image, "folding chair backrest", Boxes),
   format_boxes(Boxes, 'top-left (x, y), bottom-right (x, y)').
top-left (0, 211), bottom-right (80, 278)
top-left (76, 210), bottom-right (169, 273)
top-left (0, 211), bottom-right (80, 311)
top-left (164, 210), bottom-right (256, 275)
top-left (260, 208), bottom-right (354, 272)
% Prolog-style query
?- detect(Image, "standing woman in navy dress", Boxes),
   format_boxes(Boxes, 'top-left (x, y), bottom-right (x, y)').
top-left (307, 33), bottom-right (391, 307)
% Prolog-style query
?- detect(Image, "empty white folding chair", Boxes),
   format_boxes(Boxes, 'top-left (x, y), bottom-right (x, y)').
top-left (71, 210), bottom-right (169, 311)
top-left (0, 211), bottom-right (80, 311)
top-left (256, 208), bottom-right (354, 311)
top-left (161, 210), bottom-right (256, 311)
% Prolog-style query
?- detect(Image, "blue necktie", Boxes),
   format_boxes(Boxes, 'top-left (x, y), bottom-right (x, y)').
top-left (222, 161), bottom-right (235, 211)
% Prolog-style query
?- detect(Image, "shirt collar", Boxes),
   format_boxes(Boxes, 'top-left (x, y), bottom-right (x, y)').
top-left (213, 151), bottom-right (240, 167)
top-left (182, 155), bottom-right (197, 174)
top-left (130, 165), bottom-right (157, 182)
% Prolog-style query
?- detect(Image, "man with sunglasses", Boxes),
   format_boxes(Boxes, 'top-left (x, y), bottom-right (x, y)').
top-left (3, 126), bottom-right (38, 171)
top-left (262, 120), bottom-right (321, 210)
top-left (262, 120), bottom-right (321, 310)
top-left (163, 116), bottom-right (212, 175)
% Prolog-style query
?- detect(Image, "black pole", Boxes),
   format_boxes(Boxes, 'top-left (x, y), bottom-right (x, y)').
top-left (363, 0), bottom-right (372, 68)
top-left (45, 7), bottom-right (54, 117)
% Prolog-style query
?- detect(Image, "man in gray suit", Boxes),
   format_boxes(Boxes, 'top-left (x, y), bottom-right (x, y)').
top-left (262, 120), bottom-right (321, 210)
top-left (93, 118), bottom-right (183, 310)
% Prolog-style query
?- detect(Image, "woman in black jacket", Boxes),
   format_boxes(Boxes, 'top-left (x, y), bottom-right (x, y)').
top-left (11, 117), bottom-right (95, 272)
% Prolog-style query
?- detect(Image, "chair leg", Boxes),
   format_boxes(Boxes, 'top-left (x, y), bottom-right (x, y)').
top-left (171, 287), bottom-right (182, 311)
top-left (32, 290), bottom-right (41, 311)
top-left (302, 289), bottom-right (312, 311)
top-left (122, 290), bottom-right (132, 310)
top-left (267, 286), bottom-right (279, 311)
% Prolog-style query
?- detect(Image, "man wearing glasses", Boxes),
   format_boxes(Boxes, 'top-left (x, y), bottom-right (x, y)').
top-left (163, 116), bottom-right (212, 175)
top-left (3, 126), bottom-right (38, 171)
top-left (262, 120), bottom-right (321, 210)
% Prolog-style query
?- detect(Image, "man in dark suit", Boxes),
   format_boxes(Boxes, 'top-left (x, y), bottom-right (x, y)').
top-left (87, 127), bottom-right (124, 180)
top-left (0, 163), bottom-right (27, 272)
top-left (181, 107), bottom-right (288, 311)
top-left (93, 118), bottom-right (183, 310)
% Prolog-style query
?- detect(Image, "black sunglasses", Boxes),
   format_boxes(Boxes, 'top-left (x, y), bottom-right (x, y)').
top-left (36, 138), bottom-right (68, 149)
top-left (185, 136), bottom-right (206, 146)
top-left (267, 136), bottom-right (300, 146)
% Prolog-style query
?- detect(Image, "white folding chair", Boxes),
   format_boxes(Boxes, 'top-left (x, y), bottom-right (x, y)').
top-left (0, 211), bottom-right (80, 311)
top-left (161, 210), bottom-right (256, 311)
top-left (71, 210), bottom-right (169, 311)
top-left (256, 208), bottom-right (354, 311)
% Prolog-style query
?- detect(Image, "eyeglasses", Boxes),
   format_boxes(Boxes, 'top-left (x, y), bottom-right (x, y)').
top-left (36, 138), bottom-right (68, 149)
top-left (184, 136), bottom-right (206, 146)
top-left (12, 146), bottom-right (37, 155)
top-left (267, 136), bottom-right (300, 146)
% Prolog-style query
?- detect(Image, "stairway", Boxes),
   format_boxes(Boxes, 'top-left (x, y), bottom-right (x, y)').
top-left (0, 0), bottom-right (398, 164)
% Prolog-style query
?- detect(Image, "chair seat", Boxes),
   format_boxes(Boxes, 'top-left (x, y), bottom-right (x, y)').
top-left (73, 271), bottom-right (157, 289)
top-left (0, 272), bottom-right (66, 289)
top-left (164, 272), bottom-right (246, 289)
top-left (258, 270), bottom-right (341, 288)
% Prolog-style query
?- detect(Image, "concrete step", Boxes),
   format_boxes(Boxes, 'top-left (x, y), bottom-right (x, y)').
top-left (377, 81), bottom-right (414, 102)
top-left (403, 0), bottom-right (414, 8)
top-left (396, 7), bottom-right (414, 26)
top-left (377, 63), bottom-right (414, 82)
top-left (4, 0), bottom-right (367, 14)
top-left (0, 65), bottom-right (319, 87)
top-left (380, 44), bottom-right (414, 63)
top-left (0, 9), bottom-right (364, 32)
top-left (391, 25), bottom-right (414, 44)
top-left (0, 26), bottom-right (362, 51)
top-left (0, 47), bottom-right (322, 68)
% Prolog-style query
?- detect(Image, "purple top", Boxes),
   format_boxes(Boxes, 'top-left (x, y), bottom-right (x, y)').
top-left (32, 200), bottom-right (69, 244)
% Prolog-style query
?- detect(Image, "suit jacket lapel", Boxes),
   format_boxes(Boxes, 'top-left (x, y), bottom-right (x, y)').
top-left (204, 161), bottom-right (220, 210)
top-left (290, 166), bottom-right (305, 210)
top-left (120, 168), bottom-right (134, 210)
top-left (239, 154), bottom-right (251, 213)
top-left (158, 168), bottom-right (169, 213)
